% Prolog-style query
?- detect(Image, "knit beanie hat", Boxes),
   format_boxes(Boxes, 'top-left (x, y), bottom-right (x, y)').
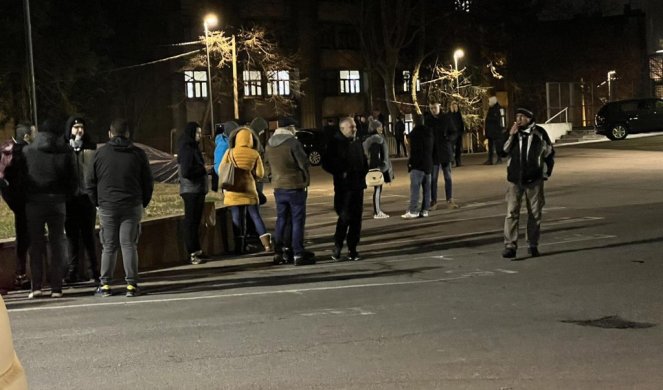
top-left (515, 108), bottom-right (534, 119)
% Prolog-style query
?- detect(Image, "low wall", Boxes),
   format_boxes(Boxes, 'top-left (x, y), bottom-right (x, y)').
top-left (540, 122), bottom-right (572, 143)
top-left (0, 203), bottom-right (234, 291)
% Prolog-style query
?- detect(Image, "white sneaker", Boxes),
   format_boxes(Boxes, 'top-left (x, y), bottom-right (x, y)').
top-left (374, 211), bottom-right (390, 219)
top-left (51, 292), bottom-right (63, 298)
top-left (421, 210), bottom-right (429, 217)
top-left (28, 290), bottom-right (43, 299)
top-left (401, 211), bottom-right (419, 219)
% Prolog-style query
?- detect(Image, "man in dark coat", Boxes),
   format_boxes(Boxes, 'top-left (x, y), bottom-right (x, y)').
top-left (402, 123), bottom-right (434, 219)
top-left (484, 96), bottom-right (505, 165)
top-left (425, 103), bottom-right (459, 210)
top-left (499, 107), bottom-right (555, 259)
top-left (1, 123), bottom-right (34, 288)
top-left (394, 117), bottom-right (407, 157)
top-left (87, 118), bottom-right (153, 297)
top-left (23, 119), bottom-right (77, 298)
top-left (322, 116), bottom-right (368, 261)
top-left (63, 115), bottom-right (99, 283)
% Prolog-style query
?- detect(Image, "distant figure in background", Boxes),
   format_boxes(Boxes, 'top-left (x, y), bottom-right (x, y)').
top-left (484, 95), bottom-right (505, 165)
top-left (394, 117), bottom-right (407, 157)
top-left (450, 102), bottom-right (465, 167)
top-left (178, 122), bottom-right (208, 265)
top-left (322, 117), bottom-right (368, 261)
top-left (363, 119), bottom-right (393, 219)
top-left (63, 115), bottom-right (99, 283)
top-left (0, 123), bottom-right (34, 289)
top-left (23, 118), bottom-right (77, 299)
top-left (88, 119), bottom-right (154, 297)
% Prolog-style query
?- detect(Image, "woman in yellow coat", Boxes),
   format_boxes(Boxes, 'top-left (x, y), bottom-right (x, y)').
top-left (220, 127), bottom-right (272, 252)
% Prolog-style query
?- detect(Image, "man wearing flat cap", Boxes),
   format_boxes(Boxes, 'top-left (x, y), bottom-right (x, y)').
top-left (499, 107), bottom-right (555, 259)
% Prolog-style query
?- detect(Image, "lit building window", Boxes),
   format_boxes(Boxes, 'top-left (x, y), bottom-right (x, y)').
top-left (455, 0), bottom-right (471, 12)
top-left (339, 70), bottom-right (361, 94)
top-left (402, 70), bottom-right (421, 92)
top-left (184, 71), bottom-right (208, 99)
top-left (266, 70), bottom-right (290, 96)
top-left (243, 70), bottom-right (262, 96)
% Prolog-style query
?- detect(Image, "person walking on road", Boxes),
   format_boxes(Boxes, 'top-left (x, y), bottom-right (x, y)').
top-left (177, 122), bottom-right (208, 265)
top-left (63, 115), bottom-right (100, 283)
top-left (499, 107), bottom-right (555, 259)
top-left (401, 123), bottom-right (434, 219)
top-left (322, 117), bottom-right (368, 261)
top-left (87, 118), bottom-right (154, 297)
top-left (484, 95), bottom-right (505, 165)
top-left (23, 119), bottom-right (77, 299)
top-left (363, 119), bottom-right (393, 219)
top-left (265, 121), bottom-right (314, 266)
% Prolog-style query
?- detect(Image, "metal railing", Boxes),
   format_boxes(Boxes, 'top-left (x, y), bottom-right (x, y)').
top-left (545, 107), bottom-right (569, 124)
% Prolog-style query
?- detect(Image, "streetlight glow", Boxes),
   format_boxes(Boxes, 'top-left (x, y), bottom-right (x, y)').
top-left (204, 14), bottom-right (218, 29)
top-left (453, 48), bottom-right (465, 92)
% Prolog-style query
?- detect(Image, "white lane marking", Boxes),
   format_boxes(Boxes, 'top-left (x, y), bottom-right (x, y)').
top-left (7, 270), bottom-right (505, 313)
top-left (496, 269), bottom-right (519, 274)
top-left (299, 307), bottom-right (376, 317)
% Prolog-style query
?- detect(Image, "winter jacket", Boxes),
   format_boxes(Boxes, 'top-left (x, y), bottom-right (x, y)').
top-left (64, 116), bottom-right (97, 197)
top-left (177, 122), bottom-right (208, 195)
top-left (265, 128), bottom-right (310, 189)
top-left (220, 128), bottom-right (264, 206)
top-left (425, 112), bottom-right (455, 164)
top-left (485, 102), bottom-right (505, 139)
top-left (362, 133), bottom-right (393, 182)
top-left (23, 131), bottom-right (77, 203)
top-left (0, 141), bottom-right (28, 210)
top-left (87, 136), bottom-right (153, 209)
top-left (322, 131), bottom-right (368, 191)
top-left (213, 133), bottom-right (229, 174)
top-left (407, 124), bottom-right (434, 174)
top-left (500, 122), bottom-right (555, 185)
top-left (449, 111), bottom-right (465, 136)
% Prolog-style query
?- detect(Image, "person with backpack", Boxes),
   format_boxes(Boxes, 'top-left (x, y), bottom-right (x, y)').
top-left (363, 119), bottom-right (393, 219)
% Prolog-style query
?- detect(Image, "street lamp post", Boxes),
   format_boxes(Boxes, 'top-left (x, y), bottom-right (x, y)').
top-left (24, 0), bottom-right (38, 127)
top-left (204, 14), bottom-right (218, 135)
top-left (607, 70), bottom-right (616, 101)
top-left (453, 48), bottom-right (464, 92)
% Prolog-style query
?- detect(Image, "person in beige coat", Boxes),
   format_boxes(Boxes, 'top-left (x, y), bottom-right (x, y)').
top-left (219, 127), bottom-right (271, 252)
top-left (0, 296), bottom-right (28, 389)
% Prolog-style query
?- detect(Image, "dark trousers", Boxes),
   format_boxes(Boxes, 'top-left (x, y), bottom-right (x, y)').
top-left (274, 189), bottom-right (307, 256)
top-left (487, 137), bottom-right (503, 163)
top-left (333, 189), bottom-right (364, 254)
top-left (396, 137), bottom-right (407, 157)
top-left (9, 202), bottom-right (29, 275)
top-left (65, 194), bottom-right (99, 279)
top-left (26, 201), bottom-right (66, 292)
top-left (181, 193), bottom-right (206, 254)
top-left (454, 135), bottom-right (463, 165)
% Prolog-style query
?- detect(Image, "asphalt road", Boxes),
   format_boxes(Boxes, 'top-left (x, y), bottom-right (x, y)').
top-left (5, 135), bottom-right (663, 389)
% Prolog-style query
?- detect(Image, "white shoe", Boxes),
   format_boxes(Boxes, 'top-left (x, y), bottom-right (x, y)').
top-left (51, 292), bottom-right (63, 298)
top-left (401, 211), bottom-right (419, 219)
top-left (28, 290), bottom-right (43, 299)
top-left (374, 211), bottom-right (390, 219)
top-left (420, 210), bottom-right (429, 217)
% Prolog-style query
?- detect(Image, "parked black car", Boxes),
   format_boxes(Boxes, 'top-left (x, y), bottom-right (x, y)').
top-left (595, 98), bottom-right (663, 140)
top-left (295, 128), bottom-right (327, 166)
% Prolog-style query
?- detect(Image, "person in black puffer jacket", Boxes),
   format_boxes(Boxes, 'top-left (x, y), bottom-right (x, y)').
top-left (322, 116), bottom-right (368, 261)
top-left (177, 122), bottom-right (208, 265)
top-left (23, 118), bottom-right (77, 298)
top-left (402, 123), bottom-right (434, 219)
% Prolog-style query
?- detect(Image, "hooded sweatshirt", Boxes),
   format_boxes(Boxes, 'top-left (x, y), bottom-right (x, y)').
top-left (265, 127), bottom-right (310, 189)
top-left (220, 128), bottom-right (264, 206)
top-left (87, 136), bottom-right (153, 209)
top-left (64, 115), bottom-right (97, 196)
top-left (177, 122), bottom-right (208, 195)
top-left (362, 132), bottom-right (393, 181)
top-left (23, 120), bottom-right (77, 202)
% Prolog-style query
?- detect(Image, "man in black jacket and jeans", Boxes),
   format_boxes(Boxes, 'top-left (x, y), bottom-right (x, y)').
top-left (499, 108), bottom-right (555, 259)
top-left (402, 123), bottom-right (434, 219)
top-left (322, 116), bottom-right (368, 261)
top-left (87, 119), bottom-right (153, 297)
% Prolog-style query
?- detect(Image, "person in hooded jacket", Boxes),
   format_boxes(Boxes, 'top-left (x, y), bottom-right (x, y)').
top-left (363, 119), bottom-right (394, 219)
top-left (178, 122), bottom-right (208, 265)
top-left (1, 123), bottom-right (34, 289)
top-left (219, 127), bottom-right (272, 253)
top-left (22, 118), bottom-right (77, 298)
top-left (264, 121), bottom-right (313, 266)
top-left (62, 115), bottom-right (99, 283)
top-left (87, 118), bottom-right (153, 297)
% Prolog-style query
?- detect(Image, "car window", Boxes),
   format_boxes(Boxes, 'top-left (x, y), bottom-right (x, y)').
top-left (620, 102), bottom-right (638, 112)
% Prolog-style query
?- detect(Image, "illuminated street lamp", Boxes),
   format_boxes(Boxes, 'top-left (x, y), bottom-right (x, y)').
top-left (453, 48), bottom-right (464, 92)
top-left (204, 14), bottom-right (218, 134)
top-left (607, 70), bottom-right (616, 101)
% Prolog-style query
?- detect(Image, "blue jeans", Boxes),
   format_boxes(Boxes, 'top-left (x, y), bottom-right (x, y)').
top-left (409, 170), bottom-right (431, 213)
top-left (230, 205), bottom-right (267, 237)
top-left (431, 163), bottom-right (452, 203)
top-left (274, 189), bottom-right (307, 256)
top-left (98, 205), bottom-right (143, 286)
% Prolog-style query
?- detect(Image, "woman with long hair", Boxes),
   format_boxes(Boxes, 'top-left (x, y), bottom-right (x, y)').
top-left (363, 119), bottom-right (394, 219)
